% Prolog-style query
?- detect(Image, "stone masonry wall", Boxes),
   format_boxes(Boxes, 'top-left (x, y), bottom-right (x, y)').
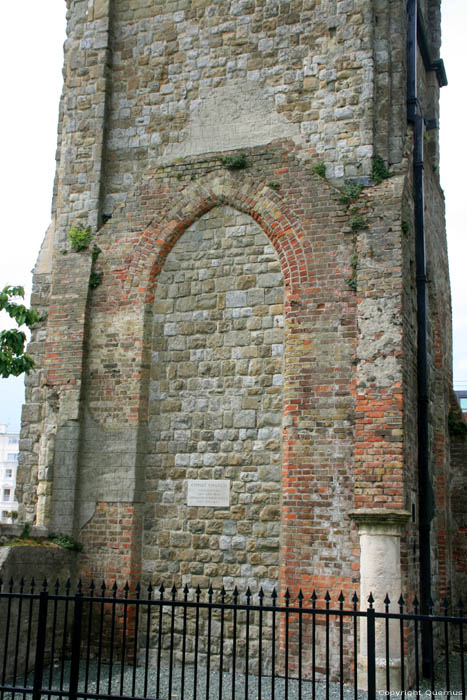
top-left (15, 0), bottom-right (456, 648)
top-left (144, 206), bottom-right (283, 591)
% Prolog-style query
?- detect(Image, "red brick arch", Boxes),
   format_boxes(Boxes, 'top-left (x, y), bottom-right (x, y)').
top-left (125, 172), bottom-right (310, 304)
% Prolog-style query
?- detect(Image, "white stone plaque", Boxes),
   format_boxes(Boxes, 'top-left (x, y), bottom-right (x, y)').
top-left (187, 480), bottom-right (230, 507)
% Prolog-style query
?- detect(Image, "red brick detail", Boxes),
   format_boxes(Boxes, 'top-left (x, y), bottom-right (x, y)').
top-left (125, 172), bottom-right (310, 304)
top-left (78, 502), bottom-right (143, 588)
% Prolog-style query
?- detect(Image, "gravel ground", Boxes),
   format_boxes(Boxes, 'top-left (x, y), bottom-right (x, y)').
top-left (1, 656), bottom-right (464, 700)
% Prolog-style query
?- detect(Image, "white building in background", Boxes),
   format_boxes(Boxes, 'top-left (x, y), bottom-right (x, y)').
top-left (0, 424), bottom-right (19, 522)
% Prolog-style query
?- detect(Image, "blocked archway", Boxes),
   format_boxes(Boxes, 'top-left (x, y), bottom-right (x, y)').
top-left (125, 172), bottom-right (310, 306)
top-left (142, 204), bottom-right (284, 590)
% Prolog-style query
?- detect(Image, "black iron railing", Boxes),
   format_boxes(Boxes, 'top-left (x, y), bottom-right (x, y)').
top-left (0, 579), bottom-right (465, 700)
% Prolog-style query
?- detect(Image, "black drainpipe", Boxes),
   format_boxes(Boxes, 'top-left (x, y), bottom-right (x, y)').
top-left (407, 0), bottom-right (434, 678)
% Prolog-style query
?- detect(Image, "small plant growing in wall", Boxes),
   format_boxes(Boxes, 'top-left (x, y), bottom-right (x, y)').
top-left (371, 156), bottom-right (392, 185)
top-left (349, 214), bottom-right (368, 232)
top-left (401, 219), bottom-right (411, 236)
top-left (68, 225), bottom-right (94, 252)
top-left (339, 182), bottom-right (363, 205)
top-left (91, 245), bottom-right (102, 263)
top-left (448, 410), bottom-right (467, 438)
top-left (89, 272), bottom-right (103, 289)
top-left (220, 153), bottom-right (247, 170)
top-left (347, 251), bottom-right (358, 292)
top-left (50, 534), bottom-right (83, 552)
top-left (311, 159), bottom-right (326, 178)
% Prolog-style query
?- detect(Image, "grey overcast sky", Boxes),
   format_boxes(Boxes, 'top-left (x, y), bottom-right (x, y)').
top-left (0, 1), bottom-right (466, 431)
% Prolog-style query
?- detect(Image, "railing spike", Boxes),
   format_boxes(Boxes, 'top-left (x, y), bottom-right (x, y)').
top-left (124, 581), bottom-right (130, 597)
top-left (171, 584), bottom-right (177, 599)
top-left (101, 581), bottom-right (106, 595)
top-left (352, 591), bottom-right (359, 608)
top-left (183, 583), bottom-right (189, 600)
top-left (19, 577), bottom-right (25, 593)
top-left (338, 591), bottom-right (345, 605)
top-left (89, 579), bottom-right (95, 594)
top-left (112, 581), bottom-right (118, 596)
top-left (285, 588), bottom-right (290, 603)
top-left (298, 588), bottom-right (304, 602)
top-left (159, 583), bottom-right (165, 596)
top-left (259, 587), bottom-right (264, 601)
top-left (413, 595), bottom-right (419, 611)
top-left (65, 578), bottom-right (71, 594)
top-left (384, 593), bottom-right (391, 607)
top-left (458, 598), bottom-right (464, 614)
top-left (42, 578), bottom-right (48, 592)
top-left (271, 587), bottom-right (277, 601)
top-left (77, 579), bottom-right (82, 594)
top-left (135, 582), bottom-right (141, 597)
top-left (398, 594), bottom-right (405, 609)
top-left (442, 597), bottom-right (449, 614)
top-left (208, 584), bottom-right (213, 600)
top-left (324, 590), bottom-right (331, 604)
top-left (311, 590), bottom-right (317, 605)
top-left (0, 577), bottom-right (3, 592)
top-left (30, 577), bottom-right (35, 593)
top-left (9, 577), bottom-right (14, 592)
top-left (368, 592), bottom-right (374, 608)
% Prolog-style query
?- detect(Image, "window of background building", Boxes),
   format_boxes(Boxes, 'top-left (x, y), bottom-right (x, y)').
top-left (3, 489), bottom-right (11, 501)
top-left (5, 469), bottom-right (12, 479)
top-left (7, 453), bottom-right (18, 462)
top-left (8, 437), bottom-right (18, 444)
top-left (1, 511), bottom-right (8, 519)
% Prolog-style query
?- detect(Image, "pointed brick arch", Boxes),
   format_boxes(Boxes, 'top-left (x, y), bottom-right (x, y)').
top-left (125, 172), bottom-right (310, 304)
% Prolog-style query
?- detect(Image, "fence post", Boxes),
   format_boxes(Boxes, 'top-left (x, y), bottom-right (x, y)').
top-left (367, 605), bottom-right (376, 700)
top-left (69, 591), bottom-right (83, 700)
top-left (33, 591), bottom-right (49, 700)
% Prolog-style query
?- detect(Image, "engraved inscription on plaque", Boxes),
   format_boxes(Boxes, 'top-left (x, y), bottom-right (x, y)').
top-left (187, 480), bottom-right (230, 507)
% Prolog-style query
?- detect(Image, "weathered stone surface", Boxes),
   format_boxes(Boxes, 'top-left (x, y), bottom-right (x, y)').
top-left (15, 2), bottom-right (458, 671)
top-left (144, 207), bottom-right (283, 590)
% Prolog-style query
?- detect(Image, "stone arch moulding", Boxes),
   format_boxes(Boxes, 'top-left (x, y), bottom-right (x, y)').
top-left (124, 172), bottom-right (311, 305)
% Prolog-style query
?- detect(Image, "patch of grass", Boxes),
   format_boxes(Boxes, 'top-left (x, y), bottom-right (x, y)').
top-left (50, 534), bottom-right (83, 552)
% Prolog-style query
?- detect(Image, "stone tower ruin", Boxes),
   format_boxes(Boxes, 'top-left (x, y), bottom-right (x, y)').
top-left (16, 0), bottom-right (466, 663)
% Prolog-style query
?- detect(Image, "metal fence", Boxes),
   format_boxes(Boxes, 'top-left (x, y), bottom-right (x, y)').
top-left (0, 579), bottom-right (465, 700)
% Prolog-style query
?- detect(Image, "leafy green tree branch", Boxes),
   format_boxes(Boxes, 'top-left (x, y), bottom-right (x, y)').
top-left (0, 286), bottom-right (40, 378)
